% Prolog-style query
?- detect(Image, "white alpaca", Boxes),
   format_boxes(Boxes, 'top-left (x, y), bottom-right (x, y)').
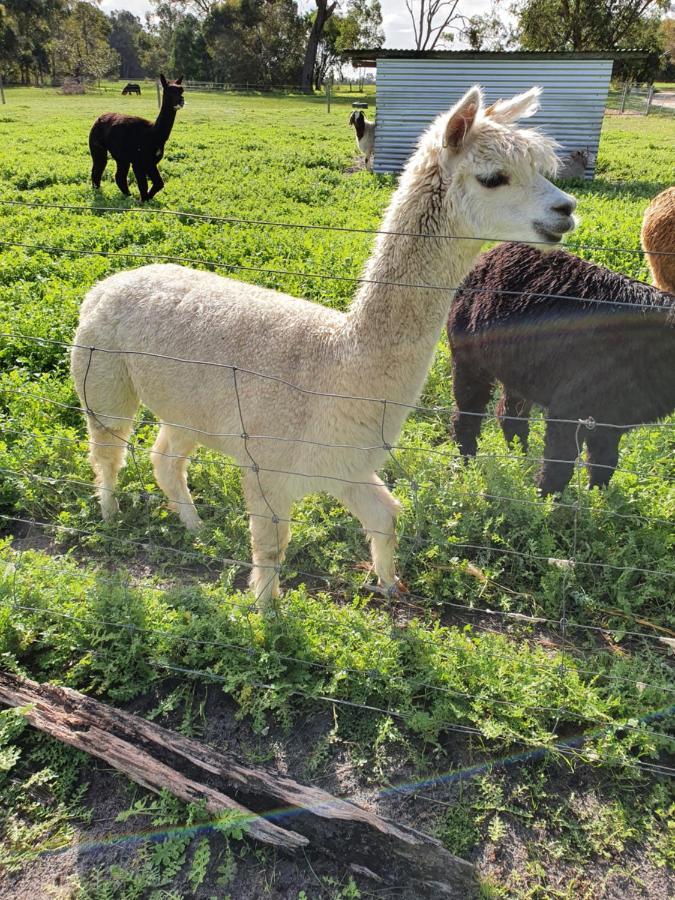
top-left (349, 110), bottom-right (375, 170)
top-left (71, 85), bottom-right (576, 609)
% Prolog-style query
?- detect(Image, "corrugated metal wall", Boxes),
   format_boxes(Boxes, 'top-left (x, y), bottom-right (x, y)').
top-left (374, 58), bottom-right (613, 177)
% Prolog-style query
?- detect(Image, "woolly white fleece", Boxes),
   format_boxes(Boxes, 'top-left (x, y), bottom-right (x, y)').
top-left (71, 85), bottom-right (575, 606)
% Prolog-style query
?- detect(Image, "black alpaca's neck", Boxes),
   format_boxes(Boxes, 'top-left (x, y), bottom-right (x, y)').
top-left (152, 99), bottom-right (177, 146)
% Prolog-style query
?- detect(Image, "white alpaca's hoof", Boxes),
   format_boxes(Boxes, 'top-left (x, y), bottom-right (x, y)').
top-left (100, 496), bottom-right (120, 521)
top-left (181, 512), bottom-right (203, 532)
top-left (377, 576), bottom-right (409, 600)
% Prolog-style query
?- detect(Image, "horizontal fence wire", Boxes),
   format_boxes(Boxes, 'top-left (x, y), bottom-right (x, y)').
top-left (9, 599), bottom-right (675, 768)
top-left (8, 544), bottom-right (674, 697)
top-left (26, 628), bottom-right (675, 778)
top-left (3, 197), bottom-right (675, 258)
top-left (2, 238), bottom-right (675, 314)
top-left (2, 331), bottom-right (674, 432)
top-left (23, 639), bottom-right (675, 785)
top-left (2, 422), bottom-right (674, 583)
top-left (2, 511), bottom-right (673, 647)
top-left (2, 435), bottom-right (672, 529)
top-left (14, 595), bottom-right (673, 739)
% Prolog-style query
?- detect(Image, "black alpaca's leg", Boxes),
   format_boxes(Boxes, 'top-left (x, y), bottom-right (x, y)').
top-left (451, 358), bottom-right (494, 458)
top-left (114, 160), bottom-right (131, 196)
top-left (495, 389), bottom-right (532, 451)
top-left (132, 162), bottom-right (149, 202)
top-left (90, 146), bottom-right (107, 189)
top-left (538, 419), bottom-right (580, 496)
top-left (145, 163), bottom-right (164, 200)
top-left (586, 427), bottom-right (622, 489)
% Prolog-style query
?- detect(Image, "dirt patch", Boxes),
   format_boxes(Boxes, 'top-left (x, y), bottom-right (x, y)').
top-left (345, 156), bottom-right (367, 175)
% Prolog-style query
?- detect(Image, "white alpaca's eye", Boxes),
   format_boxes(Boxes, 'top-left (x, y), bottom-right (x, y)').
top-left (477, 172), bottom-right (510, 188)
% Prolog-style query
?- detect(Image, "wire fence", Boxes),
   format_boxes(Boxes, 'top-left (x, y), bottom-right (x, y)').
top-left (0, 199), bottom-right (674, 826)
top-left (606, 82), bottom-right (675, 118)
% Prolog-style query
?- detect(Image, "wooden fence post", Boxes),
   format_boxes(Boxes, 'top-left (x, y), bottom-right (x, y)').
top-left (156, 79), bottom-right (161, 109)
top-left (0, 74), bottom-right (5, 105)
top-left (619, 82), bottom-right (628, 114)
top-left (645, 85), bottom-right (654, 115)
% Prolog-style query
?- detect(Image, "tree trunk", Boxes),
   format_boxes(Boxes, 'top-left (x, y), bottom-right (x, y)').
top-left (300, 0), bottom-right (336, 94)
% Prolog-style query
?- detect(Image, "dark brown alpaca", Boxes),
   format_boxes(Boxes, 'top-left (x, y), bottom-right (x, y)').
top-left (89, 74), bottom-right (184, 202)
top-left (448, 243), bottom-right (675, 495)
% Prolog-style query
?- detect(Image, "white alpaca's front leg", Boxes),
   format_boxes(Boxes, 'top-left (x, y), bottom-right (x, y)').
top-left (244, 473), bottom-right (292, 614)
top-left (151, 425), bottom-right (202, 531)
top-left (248, 513), bottom-right (292, 614)
top-left (334, 474), bottom-right (403, 594)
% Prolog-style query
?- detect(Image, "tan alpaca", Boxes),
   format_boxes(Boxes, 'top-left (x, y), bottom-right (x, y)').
top-left (641, 187), bottom-right (675, 293)
top-left (71, 85), bottom-right (576, 609)
top-left (557, 148), bottom-right (593, 180)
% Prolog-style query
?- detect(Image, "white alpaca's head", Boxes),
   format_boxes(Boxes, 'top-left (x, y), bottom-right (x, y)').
top-left (407, 85), bottom-right (577, 246)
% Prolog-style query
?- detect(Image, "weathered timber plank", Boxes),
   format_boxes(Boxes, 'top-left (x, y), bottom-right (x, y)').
top-left (0, 671), bottom-right (476, 897)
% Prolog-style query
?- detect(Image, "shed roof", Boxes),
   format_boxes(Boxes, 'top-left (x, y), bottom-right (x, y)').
top-left (346, 48), bottom-right (651, 68)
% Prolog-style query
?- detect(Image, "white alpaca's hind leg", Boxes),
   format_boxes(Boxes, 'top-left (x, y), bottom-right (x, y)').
top-left (151, 425), bottom-right (202, 531)
top-left (72, 344), bottom-right (139, 521)
top-left (334, 474), bottom-right (402, 592)
top-left (243, 472), bottom-right (292, 612)
top-left (88, 420), bottom-right (133, 521)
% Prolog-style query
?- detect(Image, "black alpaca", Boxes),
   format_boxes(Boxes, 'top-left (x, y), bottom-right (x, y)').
top-left (89, 74), bottom-right (184, 202)
top-left (448, 243), bottom-right (675, 495)
top-left (122, 83), bottom-right (141, 95)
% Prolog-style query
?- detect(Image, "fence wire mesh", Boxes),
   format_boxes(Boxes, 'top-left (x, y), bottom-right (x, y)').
top-left (0, 202), bottom-right (673, 842)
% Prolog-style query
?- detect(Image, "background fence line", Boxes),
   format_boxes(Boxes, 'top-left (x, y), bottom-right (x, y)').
top-left (3, 197), bottom-right (675, 258)
top-left (2, 238), bottom-right (674, 315)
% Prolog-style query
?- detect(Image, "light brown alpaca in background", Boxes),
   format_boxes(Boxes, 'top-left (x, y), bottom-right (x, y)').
top-left (641, 187), bottom-right (675, 292)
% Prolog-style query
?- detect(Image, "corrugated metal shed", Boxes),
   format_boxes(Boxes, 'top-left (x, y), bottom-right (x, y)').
top-left (346, 51), bottom-right (636, 178)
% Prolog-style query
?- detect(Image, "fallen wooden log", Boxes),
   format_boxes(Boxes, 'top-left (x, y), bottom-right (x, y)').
top-left (0, 671), bottom-right (476, 897)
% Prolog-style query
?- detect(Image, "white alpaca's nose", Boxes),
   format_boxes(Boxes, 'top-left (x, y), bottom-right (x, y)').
top-left (551, 196), bottom-right (576, 217)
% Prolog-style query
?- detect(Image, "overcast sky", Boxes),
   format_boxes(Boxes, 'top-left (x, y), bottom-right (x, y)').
top-left (100, 0), bottom-right (495, 49)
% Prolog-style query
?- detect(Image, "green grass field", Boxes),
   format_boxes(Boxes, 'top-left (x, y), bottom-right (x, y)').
top-left (0, 85), bottom-right (673, 898)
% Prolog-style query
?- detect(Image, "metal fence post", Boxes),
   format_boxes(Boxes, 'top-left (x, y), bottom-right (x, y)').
top-left (326, 73), bottom-right (332, 113)
top-left (619, 82), bottom-right (628, 114)
top-left (645, 85), bottom-right (654, 115)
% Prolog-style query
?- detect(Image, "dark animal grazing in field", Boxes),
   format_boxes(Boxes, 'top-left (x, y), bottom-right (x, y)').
top-left (89, 74), bottom-right (184, 202)
top-left (447, 243), bottom-right (675, 494)
top-left (122, 83), bottom-right (141, 95)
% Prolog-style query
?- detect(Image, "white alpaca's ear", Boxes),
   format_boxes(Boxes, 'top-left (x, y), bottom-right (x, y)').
top-left (484, 86), bottom-right (541, 123)
top-left (443, 85), bottom-right (483, 152)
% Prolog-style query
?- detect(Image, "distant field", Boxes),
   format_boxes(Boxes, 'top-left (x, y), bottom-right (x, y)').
top-left (0, 86), bottom-right (673, 899)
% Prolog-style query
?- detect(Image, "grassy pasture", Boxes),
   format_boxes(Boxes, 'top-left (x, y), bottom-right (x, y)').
top-left (0, 86), bottom-right (673, 898)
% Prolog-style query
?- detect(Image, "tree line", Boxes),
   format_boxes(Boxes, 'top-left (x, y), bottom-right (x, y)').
top-left (0, 0), bottom-right (384, 92)
top-left (1, 0), bottom-right (671, 90)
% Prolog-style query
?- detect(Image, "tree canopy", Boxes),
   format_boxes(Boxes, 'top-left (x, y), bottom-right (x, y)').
top-left (0, 0), bottom-right (383, 88)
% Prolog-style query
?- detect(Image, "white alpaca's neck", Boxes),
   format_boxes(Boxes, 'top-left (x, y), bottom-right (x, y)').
top-left (342, 156), bottom-right (482, 406)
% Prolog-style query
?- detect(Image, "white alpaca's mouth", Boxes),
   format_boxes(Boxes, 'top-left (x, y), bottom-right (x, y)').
top-left (533, 218), bottom-right (575, 244)
top-left (534, 225), bottom-right (563, 244)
